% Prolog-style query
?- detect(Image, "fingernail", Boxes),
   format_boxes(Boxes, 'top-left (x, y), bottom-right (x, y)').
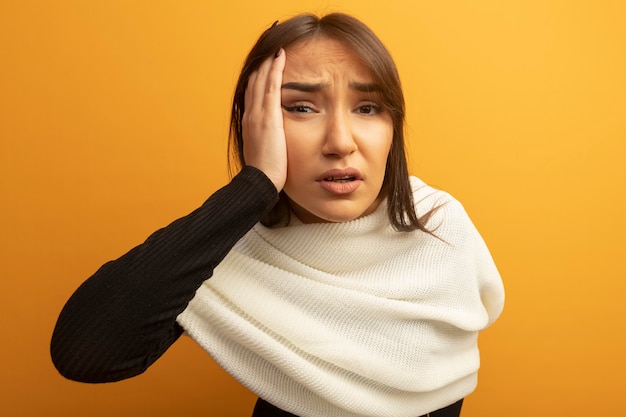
top-left (275, 48), bottom-right (282, 58)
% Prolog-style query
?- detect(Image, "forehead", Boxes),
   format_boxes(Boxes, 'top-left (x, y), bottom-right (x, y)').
top-left (283, 37), bottom-right (373, 81)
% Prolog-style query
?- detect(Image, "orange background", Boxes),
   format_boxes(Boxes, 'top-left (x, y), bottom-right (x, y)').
top-left (2, 1), bottom-right (625, 416)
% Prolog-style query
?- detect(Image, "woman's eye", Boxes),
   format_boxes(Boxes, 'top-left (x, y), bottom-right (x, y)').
top-left (357, 104), bottom-right (381, 115)
top-left (282, 104), bottom-right (315, 113)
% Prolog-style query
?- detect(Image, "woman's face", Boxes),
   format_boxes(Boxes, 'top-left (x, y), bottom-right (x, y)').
top-left (281, 37), bottom-right (393, 224)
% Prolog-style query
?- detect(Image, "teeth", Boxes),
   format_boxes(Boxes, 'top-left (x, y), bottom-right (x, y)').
top-left (325, 176), bottom-right (355, 182)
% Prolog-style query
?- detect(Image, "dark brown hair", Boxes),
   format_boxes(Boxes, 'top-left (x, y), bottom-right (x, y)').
top-left (229, 13), bottom-right (433, 232)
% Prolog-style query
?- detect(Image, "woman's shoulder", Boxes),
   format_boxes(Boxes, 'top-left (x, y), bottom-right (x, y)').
top-left (410, 176), bottom-right (458, 213)
top-left (409, 176), bottom-right (473, 235)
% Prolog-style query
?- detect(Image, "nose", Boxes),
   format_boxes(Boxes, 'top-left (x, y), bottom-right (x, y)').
top-left (321, 110), bottom-right (357, 158)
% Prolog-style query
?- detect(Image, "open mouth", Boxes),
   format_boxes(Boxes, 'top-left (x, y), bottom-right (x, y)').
top-left (317, 169), bottom-right (362, 194)
top-left (324, 176), bottom-right (356, 183)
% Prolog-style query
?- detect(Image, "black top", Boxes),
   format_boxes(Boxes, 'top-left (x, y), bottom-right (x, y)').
top-left (50, 166), bottom-right (279, 383)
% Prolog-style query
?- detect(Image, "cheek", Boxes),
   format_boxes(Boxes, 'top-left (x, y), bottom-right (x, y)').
top-left (284, 122), bottom-right (320, 165)
top-left (365, 125), bottom-right (393, 172)
top-left (378, 133), bottom-right (393, 161)
top-left (284, 127), bottom-right (314, 181)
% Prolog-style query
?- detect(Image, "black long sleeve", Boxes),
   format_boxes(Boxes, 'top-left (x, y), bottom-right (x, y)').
top-left (50, 166), bottom-right (279, 383)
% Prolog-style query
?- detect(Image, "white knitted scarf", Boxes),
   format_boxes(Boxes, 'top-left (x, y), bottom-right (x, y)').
top-left (177, 177), bottom-right (504, 417)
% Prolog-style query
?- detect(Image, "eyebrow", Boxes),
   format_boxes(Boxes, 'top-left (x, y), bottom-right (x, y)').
top-left (281, 82), bottom-right (328, 92)
top-left (281, 81), bottom-right (381, 93)
top-left (349, 82), bottom-right (381, 93)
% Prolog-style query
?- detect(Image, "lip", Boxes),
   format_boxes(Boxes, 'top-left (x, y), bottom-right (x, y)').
top-left (316, 168), bottom-right (363, 195)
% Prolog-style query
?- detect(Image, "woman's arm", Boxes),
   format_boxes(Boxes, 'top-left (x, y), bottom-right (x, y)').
top-left (50, 166), bottom-right (279, 383)
top-left (51, 50), bottom-right (287, 384)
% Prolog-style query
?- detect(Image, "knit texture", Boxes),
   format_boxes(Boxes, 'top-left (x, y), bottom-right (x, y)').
top-left (177, 177), bottom-right (504, 417)
top-left (51, 166), bottom-right (280, 383)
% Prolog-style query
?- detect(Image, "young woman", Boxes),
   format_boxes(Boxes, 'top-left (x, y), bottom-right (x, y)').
top-left (51, 13), bottom-right (504, 417)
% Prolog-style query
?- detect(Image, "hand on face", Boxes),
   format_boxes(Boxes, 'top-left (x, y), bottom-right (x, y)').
top-left (242, 49), bottom-right (287, 192)
top-left (243, 39), bottom-right (393, 224)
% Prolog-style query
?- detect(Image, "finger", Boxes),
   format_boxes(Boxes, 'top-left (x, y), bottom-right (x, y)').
top-left (244, 69), bottom-right (258, 120)
top-left (265, 49), bottom-right (286, 112)
top-left (250, 55), bottom-right (274, 110)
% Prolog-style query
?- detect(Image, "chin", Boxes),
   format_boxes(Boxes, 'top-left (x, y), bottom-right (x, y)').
top-left (319, 213), bottom-right (362, 223)
top-left (293, 201), bottom-right (379, 224)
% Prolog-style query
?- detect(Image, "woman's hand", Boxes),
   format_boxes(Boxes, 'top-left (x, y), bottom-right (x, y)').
top-left (242, 49), bottom-right (287, 192)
